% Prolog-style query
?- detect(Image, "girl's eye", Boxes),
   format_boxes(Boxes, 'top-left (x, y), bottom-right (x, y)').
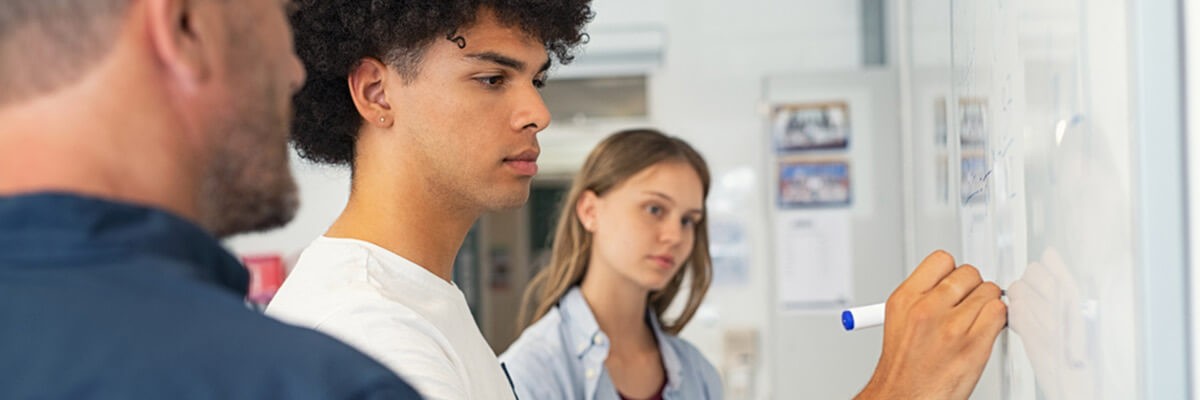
top-left (646, 205), bottom-right (664, 216)
top-left (682, 217), bottom-right (695, 228)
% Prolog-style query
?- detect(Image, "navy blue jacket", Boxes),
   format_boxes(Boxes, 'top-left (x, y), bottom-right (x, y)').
top-left (0, 193), bottom-right (421, 399)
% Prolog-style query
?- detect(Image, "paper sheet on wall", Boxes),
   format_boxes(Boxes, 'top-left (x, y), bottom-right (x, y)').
top-left (707, 167), bottom-right (757, 287)
top-left (709, 216), bottom-right (751, 287)
top-left (776, 210), bottom-right (853, 313)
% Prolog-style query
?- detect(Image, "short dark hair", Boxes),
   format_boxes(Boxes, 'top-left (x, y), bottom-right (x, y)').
top-left (289, 0), bottom-right (594, 166)
top-left (0, 0), bottom-right (130, 106)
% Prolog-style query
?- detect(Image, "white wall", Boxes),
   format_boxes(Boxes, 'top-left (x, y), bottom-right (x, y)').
top-left (1189, 1), bottom-right (1200, 397)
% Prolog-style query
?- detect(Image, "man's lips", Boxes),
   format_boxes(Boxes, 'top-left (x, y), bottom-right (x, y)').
top-left (504, 149), bottom-right (539, 176)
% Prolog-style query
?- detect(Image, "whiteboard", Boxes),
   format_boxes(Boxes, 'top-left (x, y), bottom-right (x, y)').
top-left (901, 0), bottom-right (1176, 398)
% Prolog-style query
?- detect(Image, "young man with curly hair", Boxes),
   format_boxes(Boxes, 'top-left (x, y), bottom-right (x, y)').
top-left (265, 1), bottom-right (1009, 400)
top-left (0, 0), bottom-right (419, 398)
top-left (264, 1), bottom-right (593, 399)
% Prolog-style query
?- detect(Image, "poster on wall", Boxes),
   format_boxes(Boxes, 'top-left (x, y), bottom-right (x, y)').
top-left (241, 253), bottom-right (285, 311)
top-left (766, 99), bottom-right (855, 312)
top-left (959, 96), bottom-right (991, 206)
top-left (777, 159), bottom-right (852, 208)
top-left (775, 210), bottom-right (853, 313)
top-left (934, 97), bottom-right (949, 146)
top-left (708, 216), bottom-right (751, 287)
top-left (707, 166), bottom-right (758, 287)
top-left (771, 102), bottom-right (851, 152)
top-left (961, 153), bottom-right (990, 204)
top-left (959, 97), bottom-right (988, 148)
top-left (934, 96), bottom-right (951, 205)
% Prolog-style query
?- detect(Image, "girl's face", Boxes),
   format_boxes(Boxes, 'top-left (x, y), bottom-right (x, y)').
top-left (578, 160), bottom-right (705, 292)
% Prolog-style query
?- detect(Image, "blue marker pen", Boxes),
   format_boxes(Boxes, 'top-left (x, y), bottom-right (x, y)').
top-left (841, 303), bottom-right (885, 331)
top-left (842, 290), bottom-right (1005, 331)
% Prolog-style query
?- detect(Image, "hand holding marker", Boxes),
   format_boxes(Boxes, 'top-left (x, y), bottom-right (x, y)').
top-left (841, 290), bottom-right (1006, 331)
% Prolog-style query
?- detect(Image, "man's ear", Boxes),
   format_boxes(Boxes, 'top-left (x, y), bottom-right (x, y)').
top-left (576, 190), bottom-right (600, 232)
top-left (145, 0), bottom-right (217, 90)
top-left (349, 58), bottom-right (394, 127)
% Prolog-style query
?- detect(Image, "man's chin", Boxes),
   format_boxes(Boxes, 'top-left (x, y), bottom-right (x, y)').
top-left (488, 191), bottom-right (531, 211)
top-left (206, 181), bottom-right (299, 239)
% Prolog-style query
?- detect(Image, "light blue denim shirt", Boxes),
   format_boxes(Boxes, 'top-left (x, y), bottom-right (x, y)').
top-left (499, 287), bottom-right (723, 400)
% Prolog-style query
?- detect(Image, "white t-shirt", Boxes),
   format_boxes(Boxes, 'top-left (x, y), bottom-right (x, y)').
top-left (265, 236), bottom-right (516, 400)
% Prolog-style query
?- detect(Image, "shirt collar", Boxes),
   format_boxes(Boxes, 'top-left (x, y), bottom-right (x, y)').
top-left (558, 286), bottom-right (685, 391)
top-left (0, 192), bottom-right (249, 295)
top-left (559, 286), bottom-right (604, 358)
top-left (647, 307), bottom-right (684, 393)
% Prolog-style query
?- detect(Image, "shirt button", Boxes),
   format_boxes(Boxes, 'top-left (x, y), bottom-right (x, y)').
top-left (586, 368), bottom-right (596, 379)
top-left (577, 343), bottom-right (587, 352)
top-left (593, 335), bottom-right (605, 345)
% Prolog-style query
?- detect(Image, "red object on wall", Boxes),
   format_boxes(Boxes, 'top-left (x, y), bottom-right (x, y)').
top-left (242, 254), bottom-right (285, 305)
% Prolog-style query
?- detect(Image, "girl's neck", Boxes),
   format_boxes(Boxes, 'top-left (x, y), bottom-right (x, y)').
top-left (580, 264), bottom-right (658, 354)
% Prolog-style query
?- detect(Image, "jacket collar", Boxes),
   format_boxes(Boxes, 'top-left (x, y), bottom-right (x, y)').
top-left (0, 192), bottom-right (249, 295)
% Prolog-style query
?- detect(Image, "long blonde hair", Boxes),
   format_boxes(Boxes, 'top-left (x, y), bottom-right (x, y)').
top-left (519, 129), bottom-right (713, 335)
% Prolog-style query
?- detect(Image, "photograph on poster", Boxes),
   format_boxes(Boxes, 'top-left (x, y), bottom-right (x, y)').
top-left (959, 98), bottom-right (988, 148)
top-left (778, 159), bottom-right (851, 208)
top-left (771, 102), bottom-right (851, 151)
top-left (961, 153), bottom-right (990, 204)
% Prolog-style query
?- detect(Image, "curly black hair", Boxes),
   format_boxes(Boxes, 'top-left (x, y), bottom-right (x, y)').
top-left (289, 0), bottom-right (594, 166)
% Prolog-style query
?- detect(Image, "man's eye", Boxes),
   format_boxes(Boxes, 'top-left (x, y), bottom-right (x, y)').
top-left (478, 76), bottom-right (505, 87)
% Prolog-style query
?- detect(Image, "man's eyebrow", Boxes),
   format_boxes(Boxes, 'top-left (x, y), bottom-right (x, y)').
top-left (466, 51), bottom-right (552, 74)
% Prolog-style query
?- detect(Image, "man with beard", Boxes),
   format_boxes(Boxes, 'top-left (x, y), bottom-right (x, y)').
top-left (0, 0), bottom-right (418, 398)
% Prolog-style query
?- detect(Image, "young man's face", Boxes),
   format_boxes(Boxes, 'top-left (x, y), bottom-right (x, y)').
top-left (385, 8), bottom-right (551, 212)
top-left (199, 0), bottom-right (306, 236)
